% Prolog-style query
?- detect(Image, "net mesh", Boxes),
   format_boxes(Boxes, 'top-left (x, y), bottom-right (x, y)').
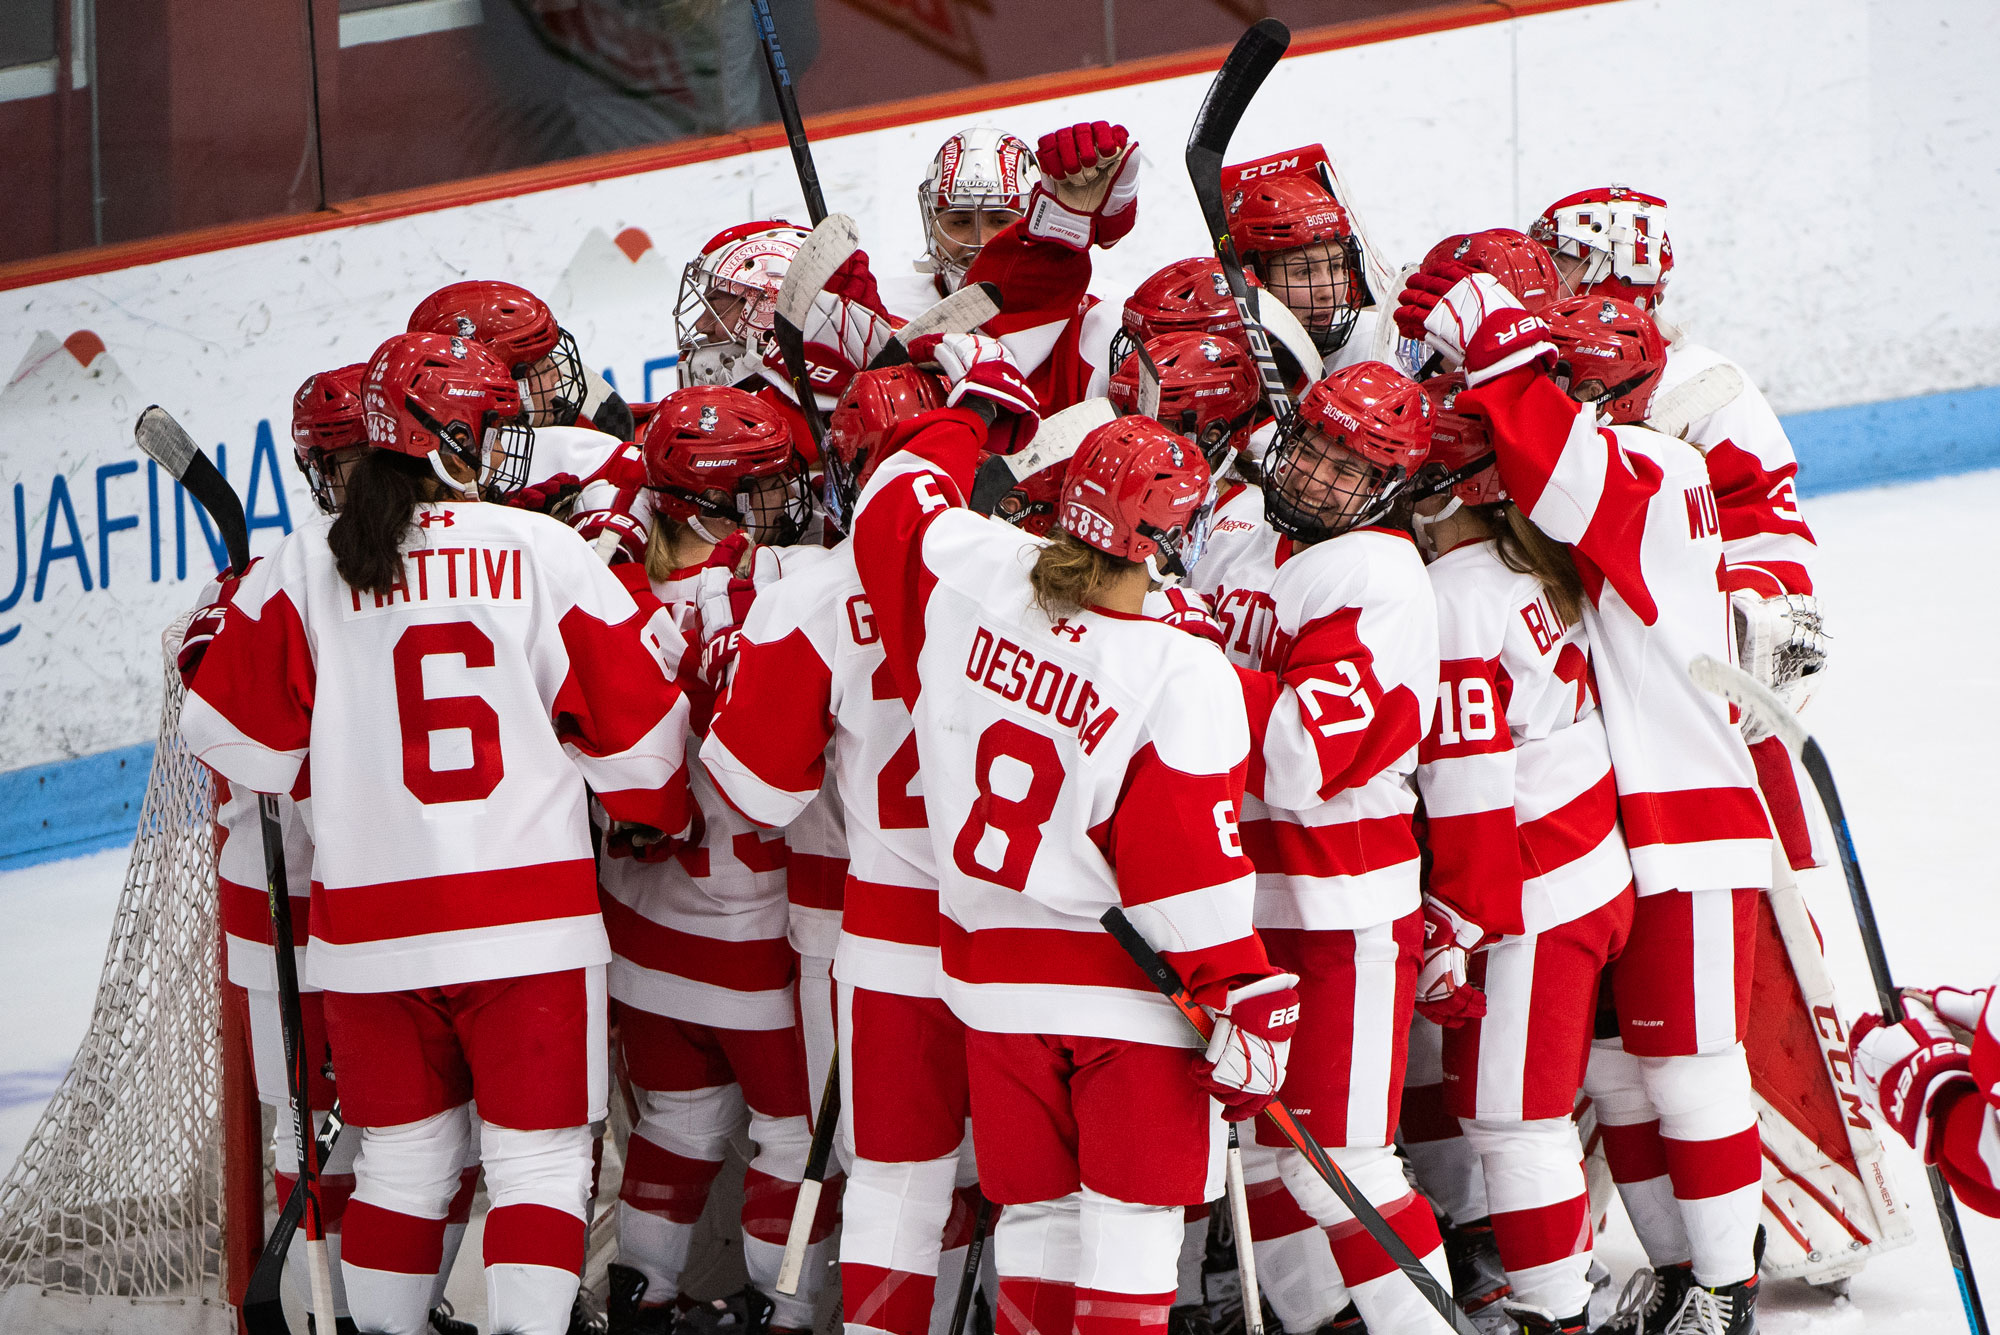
top-left (0, 614), bottom-right (227, 1310)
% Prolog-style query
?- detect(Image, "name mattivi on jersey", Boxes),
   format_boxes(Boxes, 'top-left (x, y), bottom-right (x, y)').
top-left (343, 521), bottom-right (528, 617)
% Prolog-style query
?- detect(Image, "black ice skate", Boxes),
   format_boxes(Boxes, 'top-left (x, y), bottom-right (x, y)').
top-left (1661, 1274), bottom-right (1758, 1335)
top-left (1442, 1216), bottom-right (1513, 1324)
top-left (1602, 1262), bottom-right (1694, 1335)
top-left (606, 1262), bottom-right (676, 1335)
top-left (430, 1299), bottom-right (476, 1335)
top-left (1500, 1301), bottom-right (1587, 1335)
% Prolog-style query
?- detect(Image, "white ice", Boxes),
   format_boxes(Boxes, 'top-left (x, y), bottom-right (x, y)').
top-left (2, 469), bottom-right (1995, 1330)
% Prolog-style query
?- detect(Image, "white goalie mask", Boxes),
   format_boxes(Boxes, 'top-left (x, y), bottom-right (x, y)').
top-left (1528, 185), bottom-right (1673, 311)
top-left (917, 126), bottom-right (1039, 293)
top-left (675, 221), bottom-right (810, 389)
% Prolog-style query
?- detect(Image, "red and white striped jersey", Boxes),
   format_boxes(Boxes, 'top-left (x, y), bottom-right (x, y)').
top-left (178, 503), bottom-right (694, 994)
top-left (600, 559), bottom-right (796, 1031)
top-left (1415, 540), bottom-right (1630, 938)
top-left (1192, 485), bottom-right (1438, 931)
top-left (783, 779), bottom-right (849, 962)
top-left (214, 777), bottom-right (315, 992)
top-left (702, 546), bottom-right (943, 998)
top-left (1660, 341), bottom-right (1817, 598)
top-left (1938, 979), bottom-right (2000, 1219)
top-left (962, 224), bottom-right (1117, 413)
top-left (1460, 367), bottom-right (1773, 897)
top-left (850, 407), bottom-right (1277, 1045)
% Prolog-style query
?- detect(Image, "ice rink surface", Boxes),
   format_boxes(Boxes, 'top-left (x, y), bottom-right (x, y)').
top-left (1, 468), bottom-right (1994, 1330)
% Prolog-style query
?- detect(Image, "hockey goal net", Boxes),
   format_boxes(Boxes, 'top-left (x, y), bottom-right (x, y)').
top-left (0, 614), bottom-right (246, 1334)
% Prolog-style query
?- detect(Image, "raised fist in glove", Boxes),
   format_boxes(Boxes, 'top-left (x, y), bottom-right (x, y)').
top-left (907, 332), bottom-right (1041, 453)
top-left (1152, 586), bottom-right (1228, 649)
top-left (507, 471), bottom-right (582, 516)
top-left (1026, 121), bottom-right (1141, 251)
top-left (1411, 270), bottom-right (1557, 388)
top-left (1415, 897), bottom-right (1495, 1027)
top-left (1395, 257), bottom-right (1474, 342)
top-left (1850, 999), bottom-right (1975, 1155)
top-left (1193, 973), bottom-right (1301, 1121)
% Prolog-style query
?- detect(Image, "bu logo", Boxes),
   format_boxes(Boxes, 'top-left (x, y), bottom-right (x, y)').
top-left (417, 510), bottom-right (456, 528)
top-left (1049, 618), bottom-right (1087, 642)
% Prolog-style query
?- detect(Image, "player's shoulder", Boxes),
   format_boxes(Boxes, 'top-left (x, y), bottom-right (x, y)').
top-left (748, 544), bottom-right (859, 634)
top-left (1427, 541), bottom-right (1539, 653)
top-left (529, 424), bottom-right (625, 485)
top-left (1609, 420), bottom-right (1706, 480)
top-left (1660, 338), bottom-right (1736, 386)
top-left (1278, 525), bottom-right (1428, 606)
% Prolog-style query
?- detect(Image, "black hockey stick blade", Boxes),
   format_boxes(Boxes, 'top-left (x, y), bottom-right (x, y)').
top-left (1185, 20), bottom-right (1290, 242)
top-left (240, 1102), bottom-right (347, 1335)
top-left (136, 406), bottom-right (250, 573)
top-left (748, 0), bottom-right (826, 225)
top-left (1099, 906), bottom-right (1480, 1335)
top-left (1135, 339), bottom-right (1163, 423)
top-left (969, 397), bottom-right (1116, 517)
top-left (868, 282), bottom-right (1003, 369)
top-left (945, 1193), bottom-right (994, 1335)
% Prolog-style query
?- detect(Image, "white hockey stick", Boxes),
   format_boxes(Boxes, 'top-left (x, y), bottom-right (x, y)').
top-left (869, 282), bottom-right (1003, 369)
top-left (1225, 1126), bottom-right (1265, 1335)
top-left (1646, 365), bottom-right (1744, 440)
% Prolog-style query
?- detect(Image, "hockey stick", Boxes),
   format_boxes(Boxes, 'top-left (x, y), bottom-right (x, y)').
top-left (776, 1049), bottom-right (842, 1295)
top-left (134, 406), bottom-right (341, 1335)
top-left (1645, 365), bottom-right (1744, 440)
top-left (1101, 908), bottom-right (1478, 1335)
top-left (241, 1103), bottom-right (346, 1334)
top-left (1186, 20), bottom-right (1296, 425)
top-left (1689, 656), bottom-right (1991, 1335)
top-left (867, 282), bottom-right (1003, 370)
top-left (968, 398), bottom-right (1118, 517)
top-left (747, 0), bottom-right (825, 226)
top-left (946, 1193), bottom-right (994, 1335)
top-left (1225, 1124), bottom-right (1265, 1335)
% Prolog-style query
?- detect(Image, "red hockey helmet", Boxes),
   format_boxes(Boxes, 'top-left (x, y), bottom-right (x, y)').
top-left (290, 362), bottom-right (369, 514)
top-left (675, 221), bottom-right (810, 388)
top-left (1416, 374), bottom-right (1503, 507)
top-left (1528, 185), bottom-right (1673, 311)
top-left (1423, 229), bottom-right (1564, 315)
top-left (1108, 257), bottom-right (1244, 372)
top-left (642, 385), bottom-right (813, 544)
top-left (1543, 295), bottom-right (1669, 426)
top-left (1225, 174), bottom-right (1366, 356)
top-left (1107, 332), bottom-right (1263, 473)
top-left (825, 365), bottom-right (947, 524)
top-left (1264, 362), bottom-right (1432, 543)
top-left (1059, 416), bottom-right (1213, 580)
top-left (362, 333), bottom-right (534, 495)
top-left (408, 280), bottom-right (586, 428)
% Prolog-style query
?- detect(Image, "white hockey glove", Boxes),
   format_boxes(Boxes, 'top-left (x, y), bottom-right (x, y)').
top-left (1900, 984), bottom-right (1992, 1044)
top-left (1192, 972), bottom-right (1301, 1122)
top-left (1415, 897), bottom-right (1495, 1027)
top-left (1416, 272), bottom-right (1558, 388)
top-left (1730, 591), bottom-right (1828, 740)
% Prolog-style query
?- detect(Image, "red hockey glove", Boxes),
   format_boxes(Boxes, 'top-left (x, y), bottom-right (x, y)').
top-left (1418, 272), bottom-right (1557, 387)
top-left (1154, 586), bottom-right (1227, 649)
top-left (1193, 973), bottom-right (1301, 1122)
top-left (175, 570), bottom-right (246, 684)
top-left (826, 248), bottom-right (892, 320)
top-left (1025, 122), bottom-right (1141, 251)
top-left (507, 472), bottom-right (582, 515)
top-left (907, 333), bottom-right (1042, 453)
top-left (1415, 897), bottom-right (1495, 1027)
top-left (571, 503), bottom-right (650, 566)
top-left (605, 821), bottom-right (678, 863)
top-left (1850, 1001), bottom-right (1975, 1156)
top-left (1394, 258), bottom-right (1473, 341)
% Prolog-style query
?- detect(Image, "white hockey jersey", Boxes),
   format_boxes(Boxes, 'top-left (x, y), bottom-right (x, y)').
top-left (850, 408), bottom-right (1278, 1045)
top-left (1459, 367), bottom-right (1773, 897)
top-left (702, 544), bottom-right (944, 999)
top-left (214, 777), bottom-right (315, 992)
top-left (178, 503), bottom-right (694, 993)
top-left (1193, 494), bottom-right (1439, 932)
top-left (1415, 540), bottom-right (1630, 937)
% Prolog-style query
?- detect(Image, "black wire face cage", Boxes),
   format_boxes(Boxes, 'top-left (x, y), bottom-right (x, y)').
top-left (822, 450), bottom-right (861, 536)
top-left (515, 330), bottom-right (587, 428)
top-left (296, 448), bottom-right (338, 514)
top-left (1262, 418), bottom-right (1408, 544)
top-left (663, 462), bottom-right (815, 546)
top-left (1554, 360), bottom-right (1657, 424)
top-left (1253, 235), bottom-right (1367, 357)
top-left (483, 420), bottom-right (537, 496)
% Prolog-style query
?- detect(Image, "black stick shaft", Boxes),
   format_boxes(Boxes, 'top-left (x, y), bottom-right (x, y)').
top-left (748, 0), bottom-right (826, 226)
top-left (946, 1194), bottom-right (993, 1335)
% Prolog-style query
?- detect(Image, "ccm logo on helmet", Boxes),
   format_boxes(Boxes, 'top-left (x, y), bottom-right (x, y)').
top-left (1235, 156), bottom-right (1301, 181)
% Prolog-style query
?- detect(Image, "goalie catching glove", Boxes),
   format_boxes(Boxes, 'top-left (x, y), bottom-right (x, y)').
top-left (1731, 591), bottom-right (1828, 739)
top-left (1025, 121), bottom-right (1141, 251)
top-left (1415, 897), bottom-right (1495, 1027)
top-left (1193, 972), bottom-right (1301, 1121)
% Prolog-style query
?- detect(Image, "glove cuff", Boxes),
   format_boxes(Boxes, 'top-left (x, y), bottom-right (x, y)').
top-left (1224, 972), bottom-right (1301, 1011)
top-left (1024, 185), bottom-right (1093, 252)
top-left (1463, 337), bottom-right (1558, 389)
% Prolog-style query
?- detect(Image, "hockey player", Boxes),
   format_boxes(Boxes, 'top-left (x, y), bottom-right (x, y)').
top-left (1108, 256), bottom-right (1322, 426)
top-left (1409, 377), bottom-right (1636, 1335)
top-left (1397, 268), bottom-right (1776, 1335)
top-left (595, 385), bottom-right (834, 1335)
top-left (1222, 145), bottom-right (1416, 375)
top-left (1193, 362), bottom-right (1455, 1335)
top-left (178, 331), bottom-right (694, 1335)
top-left (1852, 982), bottom-right (2000, 1219)
top-left (702, 353), bottom-right (1006, 1335)
top-left (876, 126), bottom-right (1040, 319)
top-left (958, 120), bottom-right (1141, 410)
top-left (1104, 330), bottom-right (1264, 476)
top-left (408, 278), bottom-right (634, 452)
top-left (849, 353), bottom-right (1297, 1335)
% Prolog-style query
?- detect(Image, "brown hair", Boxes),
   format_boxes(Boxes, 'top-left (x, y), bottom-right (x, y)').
top-left (1028, 531), bottom-right (1134, 617)
top-left (644, 513), bottom-right (682, 585)
top-left (1462, 501), bottom-right (1585, 626)
top-left (328, 450), bottom-right (442, 596)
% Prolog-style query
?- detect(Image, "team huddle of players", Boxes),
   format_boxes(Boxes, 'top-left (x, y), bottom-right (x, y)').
top-left (173, 118), bottom-right (2000, 1335)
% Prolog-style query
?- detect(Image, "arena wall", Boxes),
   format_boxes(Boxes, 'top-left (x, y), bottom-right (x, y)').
top-left (2, 0), bottom-right (1995, 866)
